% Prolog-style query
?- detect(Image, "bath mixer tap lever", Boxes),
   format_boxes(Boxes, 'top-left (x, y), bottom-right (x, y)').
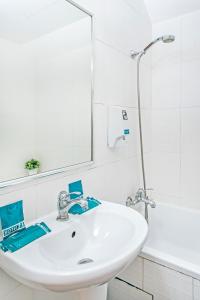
top-left (134, 188), bottom-right (156, 208)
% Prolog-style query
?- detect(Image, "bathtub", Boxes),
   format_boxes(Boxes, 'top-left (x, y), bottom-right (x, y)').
top-left (141, 203), bottom-right (200, 280)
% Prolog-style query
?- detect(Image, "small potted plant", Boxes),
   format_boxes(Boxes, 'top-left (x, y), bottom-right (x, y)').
top-left (25, 159), bottom-right (40, 176)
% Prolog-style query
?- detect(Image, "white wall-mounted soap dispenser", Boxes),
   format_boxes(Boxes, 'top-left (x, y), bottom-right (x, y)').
top-left (107, 106), bottom-right (132, 148)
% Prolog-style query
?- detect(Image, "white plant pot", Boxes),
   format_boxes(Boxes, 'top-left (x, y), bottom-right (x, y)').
top-left (27, 168), bottom-right (39, 176)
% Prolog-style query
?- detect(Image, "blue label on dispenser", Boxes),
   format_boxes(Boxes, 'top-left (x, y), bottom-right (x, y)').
top-left (124, 129), bottom-right (130, 135)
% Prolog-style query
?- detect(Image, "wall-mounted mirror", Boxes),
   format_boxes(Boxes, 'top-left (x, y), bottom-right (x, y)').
top-left (0, 0), bottom-right (93, 185)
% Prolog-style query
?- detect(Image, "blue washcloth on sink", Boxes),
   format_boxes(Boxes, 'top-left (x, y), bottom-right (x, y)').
top-left (68, 197), bottom-right (101, 215)
top-left (0, 200), bottom-right (25, 239)
top-left (0, 222), bottom-right (51, 253)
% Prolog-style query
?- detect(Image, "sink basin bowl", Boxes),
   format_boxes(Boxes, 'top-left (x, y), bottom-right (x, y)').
top-left (0, 200), bottom-right (148, 295)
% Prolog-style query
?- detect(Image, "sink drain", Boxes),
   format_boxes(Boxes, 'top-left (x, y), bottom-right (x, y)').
top-left (78, 258), bottom-right (94, 265)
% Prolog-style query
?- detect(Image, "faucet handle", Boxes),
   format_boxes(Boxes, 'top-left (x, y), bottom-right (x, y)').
top-left (58, 191), bottom-right (68, 202)
top-left (68, 191), bottom-right (82, 201)
top-left (126, 196), bottom-right (134, 207)
top-left (136, 188), bottom-right (145, 198)
top-left (58, 191), bottom-right (82, 202)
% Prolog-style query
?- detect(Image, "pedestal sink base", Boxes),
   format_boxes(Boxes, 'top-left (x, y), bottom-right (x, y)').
top-left (78, 284), bottom-right (108, 300)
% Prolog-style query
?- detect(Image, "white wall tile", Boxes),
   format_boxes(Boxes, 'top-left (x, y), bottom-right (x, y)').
top-left (108, 277), bottom-right (152, 300)
top-left (143, 260), bottom-right (193, 300)
top-left (152, 57), bottom-right (180, 109)
top-left (33, 289), bottom-right (79, 300)
top-left (0, 269), bottom-right (20, 298)
top-left (81, 165), bottom-right (108, 201)
top-left (152, 109), bottom-right (180, 153)
top-left (35, 177), bottom-right (68, 217)
top-left (181, 108), bottom-right (200, 154)
top-left (181, 60), bottom-right (200, 107)
top-left (151, 153), bottom-right (180, 197)
top-left (94, 41), bottom-right (137, 107)
top-left (140, 64), bottom-right (152, 109)
top-left (134, 109), bottom-right (152, 161)
top-left (140, 109), bottom-right (152, 154)
top-left (118, 257), bottom-right (144, 288)
top-left (193, 279), bottom-right (200, 300)
top-left (143, 153), bottom-right (153, 189)
top-left (181, 153), bottom-right (200, 207)
top-left (5, 285), bottom-right (33, 300)
top-left (181, 10), bottom-right (200, 61)
top-left (101, 157), bottom-right (139, 205)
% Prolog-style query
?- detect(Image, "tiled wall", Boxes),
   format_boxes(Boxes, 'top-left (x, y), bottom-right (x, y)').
top-left (0, 0), bottom-right (151, 299)
top-left (112, 256), bottom-right (199, 300)
top-left (150, 10), bottom-right (200, 209)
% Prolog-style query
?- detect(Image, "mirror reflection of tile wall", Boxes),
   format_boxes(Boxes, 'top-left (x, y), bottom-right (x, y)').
top-left (0, 0), bottom-right (92, 182)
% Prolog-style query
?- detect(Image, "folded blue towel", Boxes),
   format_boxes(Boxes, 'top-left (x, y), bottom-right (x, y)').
top-left (0, 200), bottom-right (25, 239)
top-left (68, 197), bottom-right (101, 215)
top-left (0, 222), bottom-right (51, 253)
top-left (68, 180), bottom-right (83, 200)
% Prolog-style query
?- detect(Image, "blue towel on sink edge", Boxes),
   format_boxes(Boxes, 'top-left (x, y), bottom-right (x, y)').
top-left (68, 197), bottom-right (101, 215)
top-left (0, 222), bottom-right (51, 253)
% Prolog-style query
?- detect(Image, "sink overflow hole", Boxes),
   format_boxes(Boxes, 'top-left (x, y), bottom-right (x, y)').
top-left (72, 231), bottom-right (76, 238)
top-left (78, 258), bottom-right (94, 265)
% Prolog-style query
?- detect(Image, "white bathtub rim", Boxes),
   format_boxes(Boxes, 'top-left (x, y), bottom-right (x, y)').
top-left (151, 201), bottom-right (200, 217)
top-left (141, 246), bottom-right (200, 280)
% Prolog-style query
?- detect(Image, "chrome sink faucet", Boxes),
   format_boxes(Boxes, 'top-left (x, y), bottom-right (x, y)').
top-left (57, 191), bottom-right (88, 221)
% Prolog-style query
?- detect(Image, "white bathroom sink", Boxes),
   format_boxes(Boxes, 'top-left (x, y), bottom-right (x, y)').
top-left (0, 201), bottom-right (148, 293)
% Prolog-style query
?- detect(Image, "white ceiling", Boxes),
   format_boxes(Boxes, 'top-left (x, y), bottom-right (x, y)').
top-left (144, 0), bottom-right (200, 23)
top-left (0, 0), bottom-right (88, 44)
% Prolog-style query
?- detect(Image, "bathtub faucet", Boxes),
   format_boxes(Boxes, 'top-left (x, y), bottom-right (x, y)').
top-left (126, 188), bottom-right (156, 222)
top-left (133, 188), bottom-right (156, 208)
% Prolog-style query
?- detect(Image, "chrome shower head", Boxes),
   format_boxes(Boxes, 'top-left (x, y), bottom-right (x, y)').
top-left (143, 34), bottom-right (175, 52)
top-left (161, 35), bottom-right (175, 43)
top-left (131, 34), bottom-right (175, 59)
